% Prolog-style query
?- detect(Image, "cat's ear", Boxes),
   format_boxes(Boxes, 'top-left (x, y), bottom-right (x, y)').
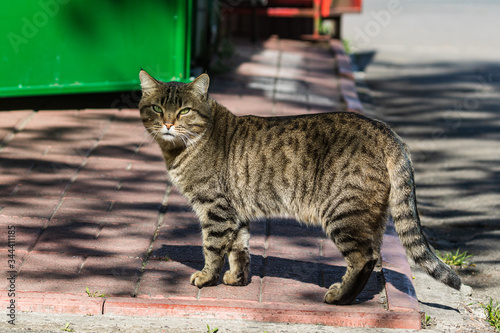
top-left (188, 74), bottom-right (210, 98)
top-left (139, 70), bottom-right (160, 97)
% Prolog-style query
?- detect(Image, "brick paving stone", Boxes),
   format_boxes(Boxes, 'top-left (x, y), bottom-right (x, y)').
top-left (67, 173), bottom-right (167, 203)
top-left (237, 62), bottom-right (277, 78)
top-left (0, 110), bottom-right (34, 142)
top-left (53, 197), bottom-right (162, 225)
top-left (71, 274), bottom-right (139, 297)
top-left (153, 225), bottom-right (202, 248)
top-left (249, 48), bottom-right (280, 66)
top-left (0, 216), bottom-right (47, 254)
top-left (135, 260), bottom-right (200, 299)
top-left (131, 142), bottom-right (165, 164)
top-left (264, 257), bottom-right (322, 286)
top-left (278, 66), bottom-right (310, 81)
top-left (6, 174), bottom-right (72, 198)
top-left (95, 222), bottom-right (156, 256)
top-left (260, 278), bottom-right (327, 305)
top-left (21, 251), bottom-right (85, 274)
top-left (16, 270), bottom-right (138, 296)
top-left (54, 197), bottom-right (112, 217)
top-left (0, 196), bottom-right (61, 220)
top-left (0, 249), bottom-right (29, 271)
top-left (90, 111), bottom-right (145, 160)
top-left (223, 95), bottom-right (275, 116)
top-left (0, 175), bottom-right (19, 197)
top-left (108, 201), bottom-right (162, 224)
top-left (69, 157), bottom-right (167, 202)
top-left (15, 270), bottom-right (83, 294)
top-left (0, 153), bottom-right (84, 175)
top-left (199, 278), bottom-right (262, 302)
top-left (80, 256), bottom-right (143, 277)
top-left (90, 139), bottom-right (142, 161)
top-left (32, 217), bottom-right (158, 259)
top-left (0, 153), bottom-right (82, 199)
top-left (152, 244), bottom-right (204, 263)
top-left (248, 220), bottom-right (267, 257)
top-left (273, 101), bottom-right (309, 116)
top-left (1, 110), bottom-right (115, 157)
top-left (32, 220), bottom-right (102, 255)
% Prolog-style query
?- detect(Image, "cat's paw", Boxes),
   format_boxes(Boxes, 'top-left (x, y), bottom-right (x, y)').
top-left (222, 270), bottom-right (248, 286)
top-left (190, 271), bottom-right (218, 288)
top-left (324, 283), bottom-right (348, 305)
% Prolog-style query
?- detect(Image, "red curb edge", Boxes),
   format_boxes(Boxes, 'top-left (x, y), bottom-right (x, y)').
top-left (0, 283), bottom-right (420, 329)
top-left (1, 291), bottom-right (104, 315)
top-left (104, 297), bottom-right (420, 329)
top-left (382, 219), bottom-right (421, 315)
top-left (330, 39), bottom-right (364, 113)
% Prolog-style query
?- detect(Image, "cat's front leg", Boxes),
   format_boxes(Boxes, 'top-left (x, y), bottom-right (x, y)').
top-left (223, 224), bottom-right (250, 286)
top-left (190, 216), bottom-right (238, 288)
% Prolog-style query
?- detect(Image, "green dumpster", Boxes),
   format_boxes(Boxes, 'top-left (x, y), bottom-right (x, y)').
top-left (0, 0), bottom-right (191, 98)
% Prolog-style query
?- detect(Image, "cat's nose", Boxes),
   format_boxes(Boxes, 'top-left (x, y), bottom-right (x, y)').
top-left (165, 123), bottom-right (174, 130)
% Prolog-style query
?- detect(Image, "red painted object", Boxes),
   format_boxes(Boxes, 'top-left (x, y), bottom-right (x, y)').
top-left (265, 0), bottom-right (362, 18)
top-left (264, 0), bottom-right (363, 39)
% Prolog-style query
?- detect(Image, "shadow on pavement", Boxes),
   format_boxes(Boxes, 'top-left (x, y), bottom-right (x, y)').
top-left (363, 58), bottom-right (500, 292)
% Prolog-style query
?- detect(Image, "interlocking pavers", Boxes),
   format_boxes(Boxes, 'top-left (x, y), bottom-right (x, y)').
top-left (135, 260), bottom-right (201, 299)
top-left (0, 217), bottom-right (46, 254)
top-left (0, 110), bottom-right (35, 143)
top-left (0, 37), bottom-right (421, 329)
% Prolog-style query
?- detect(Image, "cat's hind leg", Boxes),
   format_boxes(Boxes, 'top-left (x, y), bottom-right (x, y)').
top-left (323, 218), bottom-right (384, 305)
top-left (222, 223), bottom-right (250, 286)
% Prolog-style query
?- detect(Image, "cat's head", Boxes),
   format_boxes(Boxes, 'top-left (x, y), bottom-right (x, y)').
top-left (139, 70), bottom-right (211, 148)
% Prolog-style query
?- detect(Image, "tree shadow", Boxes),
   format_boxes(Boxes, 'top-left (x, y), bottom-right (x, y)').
top-left (153, 243), bottom-right (390, 304)
top-left (363, 57), bottom-right (500, 292)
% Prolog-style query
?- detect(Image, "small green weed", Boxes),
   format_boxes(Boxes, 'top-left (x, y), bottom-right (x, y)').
top-left (206, 324), bottom-right (219, 333)
top-left (61, 322), bottom-right (73, 332)
top-left (85, 287), bottom-right (109, 298)
top-left (342, 39), bottom-right (352, 54)
top-left (437, 248), bottom-right (474, 268)
top-left (480, 298), bottom-right (500, 332)
top-left (421, 312), bottom-right (433, 328)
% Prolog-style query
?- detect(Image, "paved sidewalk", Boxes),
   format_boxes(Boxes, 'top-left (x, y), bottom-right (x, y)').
top-left (1, 37), bottom-right (420, 330)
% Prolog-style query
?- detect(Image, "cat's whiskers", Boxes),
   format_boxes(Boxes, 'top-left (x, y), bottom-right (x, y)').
top-left (177, 129), bottom-right (201, 149)
top-left (145, 127), bottom-right (162, 145)
top-left (131, 129), bottom-right (158, 158)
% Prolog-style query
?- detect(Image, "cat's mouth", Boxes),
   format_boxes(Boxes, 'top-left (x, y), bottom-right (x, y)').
top-left (162, 133), bottom-right (175, 140)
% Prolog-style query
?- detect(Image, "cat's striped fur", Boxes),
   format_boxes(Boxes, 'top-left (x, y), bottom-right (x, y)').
top-left (139, 71), bottom-right (461, 305)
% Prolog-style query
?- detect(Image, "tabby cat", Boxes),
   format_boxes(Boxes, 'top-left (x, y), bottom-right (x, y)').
top-left (138, 71), bottom-right (461, 305)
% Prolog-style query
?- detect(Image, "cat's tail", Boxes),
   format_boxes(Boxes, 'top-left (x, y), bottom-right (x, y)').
top-left (386, 136), bottom-right (461, 291)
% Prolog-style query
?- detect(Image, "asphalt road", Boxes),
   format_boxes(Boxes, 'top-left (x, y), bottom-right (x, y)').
top-left (343, 0), bottom-right (500, 331)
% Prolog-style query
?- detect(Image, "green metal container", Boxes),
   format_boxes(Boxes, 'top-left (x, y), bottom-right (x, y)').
top-left (0, 0), bottom-right (191, 97)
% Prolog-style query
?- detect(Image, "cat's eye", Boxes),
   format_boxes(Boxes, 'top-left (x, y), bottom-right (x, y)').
top-left (179, 108), bottom-right (190, 115)
top-left (152, 105), bottom-right (163, 113)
